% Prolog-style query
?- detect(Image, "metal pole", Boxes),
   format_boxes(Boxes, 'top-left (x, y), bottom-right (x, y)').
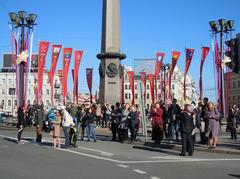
top-left (163, 66), bottom-right (166, 105)
top-left (220, 27), bottom-right (226, 119)
top-left (19, 18), bottom-right (25, 107)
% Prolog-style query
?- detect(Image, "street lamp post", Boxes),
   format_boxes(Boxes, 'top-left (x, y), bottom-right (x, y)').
top-left (209, 19), bottom-right (234, 119)
top-left (161, 63), bottom-right (171, 105)
top-left (8, 11), bottom-right (37, 107)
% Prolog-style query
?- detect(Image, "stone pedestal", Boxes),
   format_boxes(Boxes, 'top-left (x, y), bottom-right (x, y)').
top-left (97, 0), bottom-right (126, 105)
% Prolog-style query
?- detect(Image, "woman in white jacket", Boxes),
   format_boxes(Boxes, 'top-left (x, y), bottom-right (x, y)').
top-left (61, 106), bottom-right (74, 148)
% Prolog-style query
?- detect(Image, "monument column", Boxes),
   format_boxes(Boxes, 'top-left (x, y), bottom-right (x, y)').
top-left (97, 0), bottom-right (126, 105)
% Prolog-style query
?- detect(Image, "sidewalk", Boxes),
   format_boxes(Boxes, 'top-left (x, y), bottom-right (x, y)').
top-left (1, 124), bottom-right (240, 155)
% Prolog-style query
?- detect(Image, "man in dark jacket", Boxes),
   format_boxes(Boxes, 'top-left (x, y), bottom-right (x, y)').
top-left (200, 97), bottom-right (209, 144)
top-left (167, 98), bottom-right (181, 142)
top-left (179, 104), bottom-right (195, 156)
top-left (111, 102), bottom-right (122, 141)
top-left (34, 104), bottom-right (45, 143)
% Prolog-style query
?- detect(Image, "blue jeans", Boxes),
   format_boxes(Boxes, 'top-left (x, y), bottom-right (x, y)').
top-left (86, 124), bottom-right (96, 141)
top-left (62, 126), bottom-right (70, 146)
top-left (168, 121), bottom-right (179, 140)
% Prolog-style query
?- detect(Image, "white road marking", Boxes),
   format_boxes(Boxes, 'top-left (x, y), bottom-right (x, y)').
top-left (117, 164), bottom-right (129, 168)
top-left (150, 177), bottom-right (160, 179)
top-left (150, 156), bottom-right (184, 159)
top-left (133, 169), bottom-right (147, 174)
top-left (77, 146), bottom-right (114, 156)
top-left (1, 134), bottom-right (240, 164)
top-left (0, 134), bottom-right (29, 143)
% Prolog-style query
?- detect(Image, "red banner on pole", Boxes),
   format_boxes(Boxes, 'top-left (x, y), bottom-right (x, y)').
top-left (62, 48), bottom-right (72, 105)
top-left (86, 68), bottom-right (93, 104)
top-left (215, 38), bottom-right (222, 112)
top-left (122, 75), bottom-right (125, 105)
top-left (37, 41), bottom-right (50, 104)
top-left (183, 48), bottom-right (194, 100)
top-left (140, 72), bottom-right (147, 103)
top-left (50, 45), bottom-right (62, 106)
top-left (169, 51), bottom-right (181, 100)
top-left (155, 52), bottom-right (164, 102)
top-left (199, 47), bottom-right (210, 101)
top-left (127, 71), bottom-right (135, 105)
top-left (73, 50), bottom-right (83, 104)
top-left (148, 74), bottom-right (155, 105)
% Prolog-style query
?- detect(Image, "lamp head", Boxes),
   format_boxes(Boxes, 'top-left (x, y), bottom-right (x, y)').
top-left (227, 20), bottom-right (234, 30)
top-left (218, 19), bottom-right (226, 27)
top-left (209, 21), bottom-right (218, 32)
top-left (28, 14), bottom-right (37, 23)
top-left (9, 12), bottom-right (17, 23)
top-left (18, 11), bottom-right (27, 19)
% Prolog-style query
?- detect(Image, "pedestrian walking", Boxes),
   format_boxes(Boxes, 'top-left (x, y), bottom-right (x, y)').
top-left (34, 104), bottom-right (45, 143)
top-left (119, 103), bottom-right (130, 142)
top-left (61, 106), bottom-right (75, 148)
top-left (53, 110), bottom-right (61, 148)
top-left (227, 104), bottom-right (239, 140)
top-left (17, 106), bottom-right (26, 144)
top-left (151, 103), bottom-right (163, 144)
top-left (179, 104), bottom-right (195, 156)
top-left (85, 107), bottom-right (96, 142)
top-left (128, 105), bottom-right (138, 143)
top-left (160, 101), bottom-right (168, 139)
top-left (205, 102), bottom-right (221, 149)
top-left (96, 104), bottom-right (102, 128)
top-left (200, 97), bottom-right (209, 144)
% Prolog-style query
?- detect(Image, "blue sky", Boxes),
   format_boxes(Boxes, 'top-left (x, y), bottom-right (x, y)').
top-left (0, 0), bottom-right (240, 102)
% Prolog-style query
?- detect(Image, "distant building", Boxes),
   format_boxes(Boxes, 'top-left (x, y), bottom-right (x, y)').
top-left (123, 65), bottom-right (199, 109)
top-left (224, 72), bottom-right (240, 109)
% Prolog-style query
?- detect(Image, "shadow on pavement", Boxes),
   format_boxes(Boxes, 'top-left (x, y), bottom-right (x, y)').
top-left (229, 174), bottom-right (240, 178)
top-left (132, 142), bottom-right (180, 156)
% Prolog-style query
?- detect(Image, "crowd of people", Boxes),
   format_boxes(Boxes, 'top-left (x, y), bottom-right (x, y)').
top-left (15, 98), bottom-right (239, 156)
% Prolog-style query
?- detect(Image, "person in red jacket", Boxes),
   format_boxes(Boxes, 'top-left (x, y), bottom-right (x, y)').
top-left (152, 102), bottom-right (163, 144)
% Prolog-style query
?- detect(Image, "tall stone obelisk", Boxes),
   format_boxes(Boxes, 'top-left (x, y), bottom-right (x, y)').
top-left (97, 0), bottom-right (126, 105)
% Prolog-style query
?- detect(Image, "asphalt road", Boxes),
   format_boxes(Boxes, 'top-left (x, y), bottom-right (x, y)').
top-left (0, 129), bottom-right (239, 179)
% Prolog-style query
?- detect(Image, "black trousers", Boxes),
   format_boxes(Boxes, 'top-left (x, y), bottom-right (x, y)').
top-left (17, 127), bottom-right (23, 142)
top-left (111, 122), bottom-right (118, 140)
top-left (181, 132), bottom-right (193, 155)
top-left (129, 125), bottom-right (136, 141)
top-left (231, 128), bottom-right (237, 140)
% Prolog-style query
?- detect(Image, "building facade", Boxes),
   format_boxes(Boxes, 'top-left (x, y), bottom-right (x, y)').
top-left (0, 70), bottom-right (61, 115)
top-left (224, 72), bottom-right (240, 109)
top-left (123, 66), bottom-right (199, 109)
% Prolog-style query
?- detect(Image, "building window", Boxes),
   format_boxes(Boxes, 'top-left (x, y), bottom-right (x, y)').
top-left (47, 79), bottom-right (50, 84)
top-left (28, 89), bottom-right (31, 95)
top-left (27, 100), bottom-right (30, 105)
top-left (28, 79), bottom-right (31, 84)
top-left (135, 93), bottom-right (138, 99)
top-left (129, 85), bottom-right (131, 89)
top-left (2, 100), bottom-right (4, 106)
top-left (159, 85), bottom-right (161, 89)
top-left (14, 100), bottom-right (17, 106)
top-left (46, 89), bottom-right (50, 95)
top-left (8, 100), bottom-right (11, 106)
top-left (233, 96), bottom-right (235, 100)
top-left (135, 85), bottom-right (137, 90)
top-left (233, 81), bottom-right (236, 88)
top-left (2, 79), bottom-right (5, 84)
top-left (46, 100), bottom-right (50, 105)
top-left (238, 96), bottom-right (240, 100)
top-left (8, 78), bottom-right (12, 84)
top-left (125, 93), bottom-right (128, 99)
top-left (147, 93), bottom-right (150, 99)
top-left (147, 84), bottom-right (150, 90)
top-left (2, 89), bottom-right (5, 95)
top-left (172, 84), bottom-right (175, 89)
top-left (125, 85), bottom-right (128, 90)
top-left (128, 93), bottom-right (131, 99)
top-left (125, 75), bottom-right (128, 80)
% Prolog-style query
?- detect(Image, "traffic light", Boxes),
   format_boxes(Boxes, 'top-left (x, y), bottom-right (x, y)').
top-left (225, 37), bottom-right (240, 73)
